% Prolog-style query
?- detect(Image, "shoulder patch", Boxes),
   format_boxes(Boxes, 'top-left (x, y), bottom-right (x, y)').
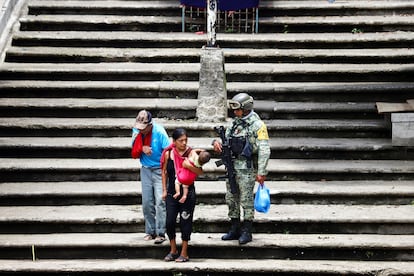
top-left (257, 123), bottom-right (269, 140)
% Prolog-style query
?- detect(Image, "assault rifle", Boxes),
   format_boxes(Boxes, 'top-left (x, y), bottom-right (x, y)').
top-left (214, 126), bottom-right (237, 194)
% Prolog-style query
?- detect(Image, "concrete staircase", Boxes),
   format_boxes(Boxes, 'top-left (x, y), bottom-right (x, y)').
top-left (0, 0), bottom-right (414, 275)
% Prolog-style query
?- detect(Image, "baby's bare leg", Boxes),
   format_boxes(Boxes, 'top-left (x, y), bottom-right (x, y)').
top-left (179, 185), bottom-right (189, 203)
top-left (173, 180), bottom-right (181, 199)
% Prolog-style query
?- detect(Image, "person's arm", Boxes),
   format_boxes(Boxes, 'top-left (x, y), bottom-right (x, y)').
top-left (182, 151), bottom-right (203, 175)
top-left (161, 150), bottom-right (169, 200)
top-left (256, 122), bottom-right (271, 185)
top-left (192, 148), bottom-right (204, 154)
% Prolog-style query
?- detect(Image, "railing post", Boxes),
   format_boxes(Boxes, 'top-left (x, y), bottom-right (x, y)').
top-left (181, 6), bottom-right (185, 32)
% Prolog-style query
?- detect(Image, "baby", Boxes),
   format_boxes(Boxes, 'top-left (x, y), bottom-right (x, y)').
top-left (174, 150), bottom-right (211, 203)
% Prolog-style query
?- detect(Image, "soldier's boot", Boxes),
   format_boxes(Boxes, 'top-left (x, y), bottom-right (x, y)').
top-left (238, 220), bottom-right (253, 245)
top-left (221, 218), bottom-right (241, 240)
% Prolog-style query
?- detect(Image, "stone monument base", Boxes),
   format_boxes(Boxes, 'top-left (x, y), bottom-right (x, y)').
top-left (391, 113), bottom-right (414, 146)
top-left (196, 46), bottom-right (227, 123)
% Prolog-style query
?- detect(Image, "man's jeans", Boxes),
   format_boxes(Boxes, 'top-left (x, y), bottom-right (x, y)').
top-left (140, 166), bottom-right (166, 236)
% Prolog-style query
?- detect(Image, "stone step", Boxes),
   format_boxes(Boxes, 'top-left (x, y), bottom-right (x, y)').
top-left (26, 0), bottom-right (414, 17)
top-left (224, 63), bottom-right (413, 82)
top-left (0, 98), bottom-right (379, 119)
top-left (0, 80), bottom-right (413, 102)
top-left (0, 137), bottom-right (411, 160)
top-left (0, 204), bottom-right (413, 234)
top-left (0, 258), bottom-right (413, 276)
top-left (0, 80), bottom-right (200, 99)
top-left (0, 62), bottom-right (199, 81)
top-left (0, 180), bottom-right (413, 206)
top-left (18, 13), bottom-right (414, 33)
top-left (6, 47), bottom-right (414, 64)
top-left (0, 158), bottom-right (413, 182)
top-left (1, 62), bottom-right (412, 82)
top-left (260, 0), bottom-right (414, 16)
top-left (226, 81), bottom-right (414, 102)
top-left (28, 0), bottom-right (181, 16)
top-left (19, 14), bottom-right (183, 32)
top-left (0, 232), bottom-right (413, 261)
top-left (0, 98), bottom-right (197, 119)
top-left (0, 117), bottom-right (388, 138)
top-left (0, 181), bottom-right (141, 206)
top-left (255, 101), bottom-right (378, 119)
top-left (259, 15), bottom-right (414, 33)
top-left (10, 31), bottom-right (414, 49)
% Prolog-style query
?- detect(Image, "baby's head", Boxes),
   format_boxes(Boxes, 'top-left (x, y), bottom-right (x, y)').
top-left (198, 151), bottom-right (211, 166)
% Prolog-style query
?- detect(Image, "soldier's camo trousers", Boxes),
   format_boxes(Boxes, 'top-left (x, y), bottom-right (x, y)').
top-left (225, 168), bottom-right (256, 221)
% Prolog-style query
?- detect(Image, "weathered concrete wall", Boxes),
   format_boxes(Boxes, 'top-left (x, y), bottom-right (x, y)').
top-left (196, 46), bottom-right (228, 123)
top-left (1, 0), bottom-right (18, 35)
top-left (392, 113), bottom-right (414, 146)
top-left (0, 0), bottom-right (22, 59)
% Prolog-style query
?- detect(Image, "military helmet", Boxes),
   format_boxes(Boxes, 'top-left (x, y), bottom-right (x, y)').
top-left (227, 93), bottom-right (254, 110)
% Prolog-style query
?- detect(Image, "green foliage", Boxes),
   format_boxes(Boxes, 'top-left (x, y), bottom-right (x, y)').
top-left (351, 28), bottom-right (363, 34)
top-left (365, 250), bottom-right (374, 259)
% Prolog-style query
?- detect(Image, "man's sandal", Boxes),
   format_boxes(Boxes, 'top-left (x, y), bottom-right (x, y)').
top-left (154, 236), bottom-right (166, 244)
top-left (175, 255), bottom-right (189, 262)
top-left (164, 252), bottom-right (179, 262)
top-left (144, 234), bottom-right (154, 241)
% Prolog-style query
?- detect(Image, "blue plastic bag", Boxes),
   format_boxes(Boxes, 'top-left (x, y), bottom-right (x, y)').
top-left (254, 184), bottom-right (270, 213)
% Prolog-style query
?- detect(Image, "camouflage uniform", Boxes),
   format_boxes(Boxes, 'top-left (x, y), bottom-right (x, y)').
top-left (225, 110), bottom-right (271, 221)
top-left (213, 92), bottom-right (270, 244)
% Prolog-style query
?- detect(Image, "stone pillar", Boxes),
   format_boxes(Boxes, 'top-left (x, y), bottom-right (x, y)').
top-left (206, 0), bottom-right (217, 47)
top-left (391, 113), bottom-right (414, 146)
top-left (196, 46), bottom-right (227, 123)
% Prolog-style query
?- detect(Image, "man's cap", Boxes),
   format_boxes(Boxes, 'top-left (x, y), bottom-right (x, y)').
top-left (135, 110), bottom-right (152, 130)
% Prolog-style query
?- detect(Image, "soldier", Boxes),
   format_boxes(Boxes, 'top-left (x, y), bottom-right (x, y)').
top-left (212, 93), bottom-right (271, 244)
